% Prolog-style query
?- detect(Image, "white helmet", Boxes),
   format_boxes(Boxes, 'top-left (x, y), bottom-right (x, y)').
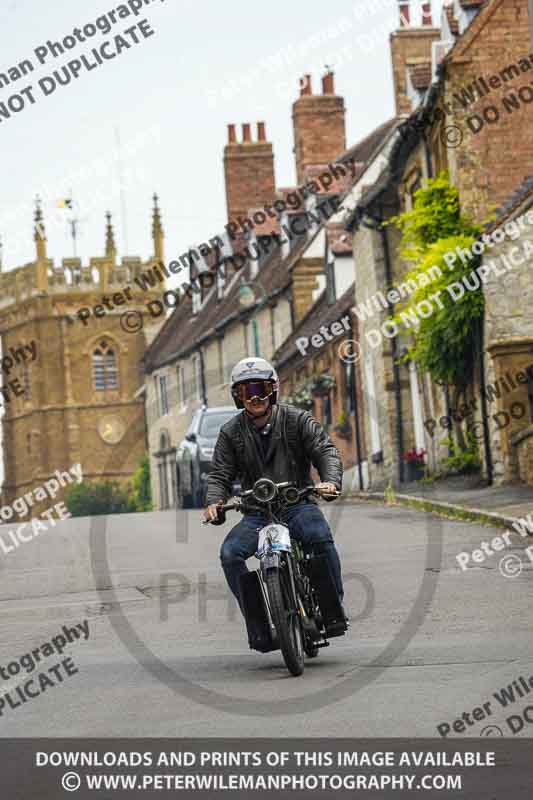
top-left (230, 357), bottom-right (279, 408)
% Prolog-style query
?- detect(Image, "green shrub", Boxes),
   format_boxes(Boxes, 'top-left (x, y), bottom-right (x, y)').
top-left (130, 454), bottom-right (152, 512)
top-left (389, 172), bottom-right (484, 394)
top-left (65, 455), bottom-right (153, 517)
top-left (440, 434), bottom-right (481, 475)
top-left (65, 480), bottom-right (132, 517)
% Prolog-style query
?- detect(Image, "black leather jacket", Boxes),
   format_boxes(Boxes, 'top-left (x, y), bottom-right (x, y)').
top-left (206, 403), bottom-right (343, 508)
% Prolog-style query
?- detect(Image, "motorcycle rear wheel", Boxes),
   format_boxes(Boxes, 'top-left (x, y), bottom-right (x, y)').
top-left (265, 569), bottom-right (304, 677)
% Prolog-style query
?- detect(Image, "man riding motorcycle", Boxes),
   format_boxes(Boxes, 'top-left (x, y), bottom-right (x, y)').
top-left (202, 357), bottom-right (347, 626)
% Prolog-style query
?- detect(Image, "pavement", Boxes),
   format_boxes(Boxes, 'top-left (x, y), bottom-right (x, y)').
top-left (348, 475), bottom-right (533, 527)
top-left (1, 500), bottom-right (532, 737)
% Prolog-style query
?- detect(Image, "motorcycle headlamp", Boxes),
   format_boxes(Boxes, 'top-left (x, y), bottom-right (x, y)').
top-left (252, 478), bottom-right (277, 504)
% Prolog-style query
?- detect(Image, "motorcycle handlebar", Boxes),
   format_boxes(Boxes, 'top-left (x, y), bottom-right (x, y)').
top-left (202, 484), bottom-right (340, 524)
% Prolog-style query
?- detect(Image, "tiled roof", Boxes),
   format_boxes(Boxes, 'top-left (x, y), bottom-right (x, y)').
top-left (273, 283), bottom-right (355, 370)
top-left (409, 63), bottom-right (432, 90)
top-left (485, 175), bottom-right (533, 230)
top-left (303, 164), bottom-right (353, 195)
top-left (339, 118), bottom-right (398, 167)
top-left (276, 187), bottom-right (306, 215)
top-left (445, 4), bottom-right (459, 34)
top-left (245, 209), bottom-right (281, 236)
top-left (144, 118), bottom-right (397, 375)
top-left (144, 234), bottom-right (309, 371)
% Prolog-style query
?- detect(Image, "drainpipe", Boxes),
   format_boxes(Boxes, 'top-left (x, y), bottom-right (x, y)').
top-left (199, 348), bottom-right (208, 407)
top-left (477, 312), bottom-right (493, 485)
top-left (361, 207), bottom-right (405, 484)
top-left (348, 323), bottom-right (365, 491)
top-left (529, 0), bottom-right (533, 48)
top-left (379, 206), bottom-right (405, 484)
top-left (421, 129), bottom-right (433, 179)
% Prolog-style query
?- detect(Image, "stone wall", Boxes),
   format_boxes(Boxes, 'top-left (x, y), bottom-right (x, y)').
top-left (482, 194), bottom-right (533, 484)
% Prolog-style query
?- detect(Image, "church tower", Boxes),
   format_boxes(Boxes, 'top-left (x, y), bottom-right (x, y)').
top-left (0, 196), bottom-right (166, 512)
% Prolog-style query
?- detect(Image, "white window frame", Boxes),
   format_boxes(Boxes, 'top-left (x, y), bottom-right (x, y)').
top-left (154, 376), bottom-right (160, 417)
top-left (159, 374), bottom-right (169, 416)
top-left (217, 337), bottom-right (227, 385)
top-left (364, 354), bottom-right (382, 456)
top-left (177, 364), bottom-right (187, 409)
top-left (217, 263), bottom-right (226, 299)
top-left (192, 354), bottom-right (202, 402)
top-left (408, 361), bottom-right (426, 453)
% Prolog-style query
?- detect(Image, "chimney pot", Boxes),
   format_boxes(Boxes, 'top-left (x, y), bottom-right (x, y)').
top-left (398, 0), bottom-right (410, 26)
top-left (227, 124), bottom-right (237, 144)
top-left (257, 121), bottom-right (266, 141)
top-left (300, 74), bottom-right (312, 96)
top-left (421, 1), bottom-right (432, 26)
top-left (242, 123), bottom-right (251, 142)
top-left (322, 70), bottom-right (335, 95)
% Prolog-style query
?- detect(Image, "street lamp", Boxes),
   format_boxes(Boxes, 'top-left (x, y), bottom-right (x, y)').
top-left (238, 279), bottom-right (268, 357)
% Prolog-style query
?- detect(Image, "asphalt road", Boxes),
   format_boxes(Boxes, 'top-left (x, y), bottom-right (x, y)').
top-left (1, 500), bottom-right (532, 738)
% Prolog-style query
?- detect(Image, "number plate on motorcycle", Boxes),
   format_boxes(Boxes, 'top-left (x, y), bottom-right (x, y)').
top-left (256, 523), bottom-right (292, 557)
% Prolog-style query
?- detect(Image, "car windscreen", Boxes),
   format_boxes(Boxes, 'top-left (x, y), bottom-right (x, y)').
top-left (199, 412), bottom-right (236, 438)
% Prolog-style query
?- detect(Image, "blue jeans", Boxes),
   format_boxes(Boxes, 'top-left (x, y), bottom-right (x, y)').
top-left (220, 502), bottom-right (343, 608)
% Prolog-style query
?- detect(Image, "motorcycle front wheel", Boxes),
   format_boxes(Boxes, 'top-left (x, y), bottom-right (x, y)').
top-left (265, 568), bottom-right (304, 677)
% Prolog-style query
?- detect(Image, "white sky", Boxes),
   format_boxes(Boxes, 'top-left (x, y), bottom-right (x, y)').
top-left (0, 0), bottom-right (443, 269)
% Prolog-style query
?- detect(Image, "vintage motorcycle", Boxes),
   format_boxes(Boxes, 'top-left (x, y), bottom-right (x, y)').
top-left (205, 478), bottom-right (348, 676)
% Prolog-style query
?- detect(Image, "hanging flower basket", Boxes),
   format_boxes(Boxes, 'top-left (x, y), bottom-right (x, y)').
top-left (286, 385), bottom-right (313, 411)
top-left (310, 374), bottom-right (336, 397)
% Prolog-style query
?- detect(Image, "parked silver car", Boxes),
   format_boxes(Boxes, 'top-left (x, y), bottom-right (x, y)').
top-left (176, 405), bottom-right (239, 508)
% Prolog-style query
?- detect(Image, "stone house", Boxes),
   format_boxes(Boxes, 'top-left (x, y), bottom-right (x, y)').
top-left (273, 281), bottom-right (368, 490)
top-left (479, 180), bottom-right (533, 485)
top-left (339, 0), bottom-right (533, 488)
top-left (271, 117), bottom-right (401, 492)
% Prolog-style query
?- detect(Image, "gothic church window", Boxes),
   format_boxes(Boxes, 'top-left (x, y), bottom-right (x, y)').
top-left (93, 340), bottom-right (118, 391)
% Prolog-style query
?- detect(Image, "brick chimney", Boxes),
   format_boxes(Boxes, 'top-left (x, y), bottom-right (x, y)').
top-left (390, 1), bottom-right (440, 116)
top-left (292, 70), bottom-right (346, 184)
top-left (224, 121), bottom-right (276, 226)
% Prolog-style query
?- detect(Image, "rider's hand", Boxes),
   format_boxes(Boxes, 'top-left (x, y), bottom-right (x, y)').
top-left (203, 502), bottom-right (223, 523)
top-left (315, 482), bottom-right (339, 500)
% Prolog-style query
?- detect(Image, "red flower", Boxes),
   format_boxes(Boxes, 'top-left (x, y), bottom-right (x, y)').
top-left (403, 448), bottom-right (427, 463)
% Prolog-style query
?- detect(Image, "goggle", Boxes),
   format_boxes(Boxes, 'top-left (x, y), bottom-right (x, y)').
top-left (235, 380), bottom-right (274, 402)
